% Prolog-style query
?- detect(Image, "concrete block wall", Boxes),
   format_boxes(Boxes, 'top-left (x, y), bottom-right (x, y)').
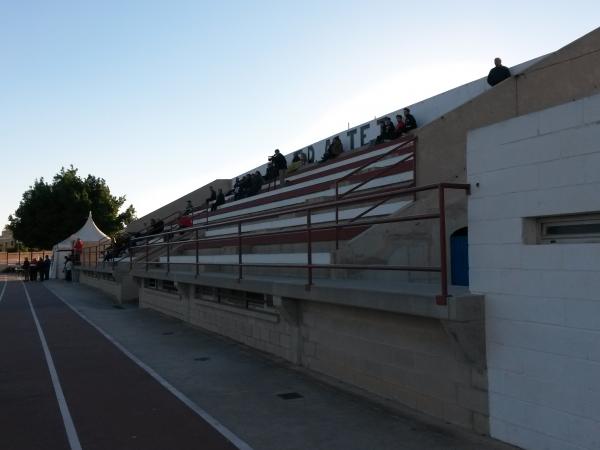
top-left (80, 271), bottom-right (120, 300)
top-left (136, 280), bottom-right (489, 433)
top-left (467, 94), bottom-right (600, 450)
top-left (300, 301), bottom-right (488, 433)
top-left (188, 297), bottom-right (297, 362)
top-left (139, 286), bottom-right (186, 321)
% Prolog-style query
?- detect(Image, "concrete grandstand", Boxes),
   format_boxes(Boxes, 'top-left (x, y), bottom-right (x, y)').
top-left (76, 27), bottom-right (600, 450)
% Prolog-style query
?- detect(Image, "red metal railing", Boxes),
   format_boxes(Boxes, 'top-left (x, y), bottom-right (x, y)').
top-left (101, 182), bottom-right (469, 305)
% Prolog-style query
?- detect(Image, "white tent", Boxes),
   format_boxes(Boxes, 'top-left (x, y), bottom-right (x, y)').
top-left (50, 212), bottom-right (110, 279)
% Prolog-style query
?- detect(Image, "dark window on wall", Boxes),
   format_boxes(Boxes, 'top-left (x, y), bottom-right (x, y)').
top-left (537, 213), bottom-right (600, 244)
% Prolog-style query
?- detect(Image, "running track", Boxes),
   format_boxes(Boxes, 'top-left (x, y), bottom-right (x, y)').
top-left (0, 277), bottom-right (249, 450)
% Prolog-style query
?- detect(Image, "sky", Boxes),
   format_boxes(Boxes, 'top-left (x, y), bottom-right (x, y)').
top-left (1, 1), bottom-right (599, 232)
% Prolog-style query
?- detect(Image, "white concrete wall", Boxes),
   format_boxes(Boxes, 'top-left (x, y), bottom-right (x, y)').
top-left (467, 94), bottom-right (600, 450)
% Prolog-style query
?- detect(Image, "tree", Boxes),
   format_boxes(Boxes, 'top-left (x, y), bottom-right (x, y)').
top-left (8, 166), bottom-right (136, 249)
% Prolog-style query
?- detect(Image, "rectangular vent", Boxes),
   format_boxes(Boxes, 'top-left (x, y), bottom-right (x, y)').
top-left (277, 392), bottom-right (303, 400)
top-left (539, 213), bottom-right (600, 243)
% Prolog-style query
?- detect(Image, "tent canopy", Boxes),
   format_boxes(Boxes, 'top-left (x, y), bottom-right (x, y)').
top-left (54, 211), bottom-right (110, 249)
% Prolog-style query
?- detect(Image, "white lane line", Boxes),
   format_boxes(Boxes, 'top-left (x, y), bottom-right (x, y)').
top-left (0, 279), bottom-right (7, 303)
top-left (50, 288), bottom-right (254, 450)
top-left (22, 282), bottom-right (83, 450)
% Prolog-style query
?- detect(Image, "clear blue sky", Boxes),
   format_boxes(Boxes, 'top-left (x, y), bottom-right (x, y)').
top-left (1, 1), bottom-right (599, 232)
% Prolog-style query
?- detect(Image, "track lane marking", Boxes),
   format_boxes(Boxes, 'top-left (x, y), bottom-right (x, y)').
top-left (49, 286), bottom-right (254, 450)
top-left (22, 282), bottom-right (83, 450)
top-left (0, 279), bottom-right (7, 303)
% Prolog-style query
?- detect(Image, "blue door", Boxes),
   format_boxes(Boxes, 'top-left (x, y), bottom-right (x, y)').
top-left (451, 228), bottom-right (469, 286)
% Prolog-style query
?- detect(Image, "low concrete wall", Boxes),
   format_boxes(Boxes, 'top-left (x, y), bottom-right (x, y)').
top-left (79, 268), bottom-right (139, 304)
top-left (137, 282), bottom-right (488, 434)
top-left (80, 271), bottom-right (120, 300)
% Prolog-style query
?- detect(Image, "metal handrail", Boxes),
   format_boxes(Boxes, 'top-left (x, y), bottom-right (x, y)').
top-left (81, 182), bottom-right (469, 305)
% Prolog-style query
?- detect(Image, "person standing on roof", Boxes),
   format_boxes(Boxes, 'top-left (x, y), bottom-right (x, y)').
top-left (487, 57), bottom-right (511, 86)
top-left (271, 149), bottom-right (288, 188)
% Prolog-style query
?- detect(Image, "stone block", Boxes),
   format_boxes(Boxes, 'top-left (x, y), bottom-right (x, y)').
top-left (471, 367), bottom-right (488, 391)
top-left (538, 155), bottom-right (588, 189)
top-left (415, 393), bottom-right (444, 418)
top-left (584, 93), bottom-right (600, 124)
top-left (539, 99), bottom-right (584, 134)
top-left (473, 412), bottom-right (490, 435)
top-left (443, 403), bottom-right (472, 429)
top-left (457, 386), bottom-right (489, 415)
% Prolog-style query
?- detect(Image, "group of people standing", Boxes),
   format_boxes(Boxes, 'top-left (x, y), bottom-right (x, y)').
top-left (21, 255), bottom-right (52, 281)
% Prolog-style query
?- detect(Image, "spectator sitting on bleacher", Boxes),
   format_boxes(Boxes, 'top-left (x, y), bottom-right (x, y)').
top-left (205, 186), bottom-right (216, 208)
top-left (265, 161), bottom-right (278, 187)
top-left (183, 199), bottom-right (194, 215)
top-left (228, 177), bottom-right (240, 197)
top-left (249, 171), bottom-right (263, 195)
top-left (148, 218), bottom-right (164, 235)
top-left (321, 137), bottom-right (344, 162)
top-left (211, 188), bottom-right (225, 211)
top-left (395, 114), bottom-right (406, 136)
top-left (403, 108), bottom-right (417, 132)
top-left (177, 212), bottom-right (193, 229)
top-left (288, 151), bottom-right (307, 174)
top-left (376, 117), bottom-right (396, 143)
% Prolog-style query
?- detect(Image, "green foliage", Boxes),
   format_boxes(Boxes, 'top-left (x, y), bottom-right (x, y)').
top-left (8, 166), bottom-right (136, 249)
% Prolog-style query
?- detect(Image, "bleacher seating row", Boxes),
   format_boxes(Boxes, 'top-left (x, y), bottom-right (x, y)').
top-left (120, 136), bottom-right (416, 273)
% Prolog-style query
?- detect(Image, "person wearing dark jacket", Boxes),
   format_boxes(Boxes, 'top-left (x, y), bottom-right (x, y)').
top-left (211, 188), bottom-right (225, 211)
top-left (22, 257), bottom-right (30, 281)
top-left (403, 108), bottom-right (417, 132)
top-left (205, 186), bottom-right (216, 208)
top-left (271, 149), bottom-right (288, 188)
top-left (43, 255), bottom-right (51, 281)
top-left (487, 57), bottom-right (511, 86)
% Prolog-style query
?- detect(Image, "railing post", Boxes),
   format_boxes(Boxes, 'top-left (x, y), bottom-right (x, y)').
top-left (307, 209), bottom-right (313, 288)
top-left (145, 238), bottom-right (149, 272)
top-left (436, 185), bottom-right (449, 305)
top-left (195, 228), bottom-right (199, 277)
top-left (166, 239), bottom-right (170, 274)
top-left (237, 222), bottom-right (242, 281)
top-left (335, 182), bottom-right (340, 250)
top-left (95, 246), bottom-right (98, 270)
top-left (18, 250), bottom-right (20, 265)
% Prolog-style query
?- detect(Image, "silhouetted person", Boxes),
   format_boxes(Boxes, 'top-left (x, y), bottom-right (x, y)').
top-left (271, 149), bottom-right (287, 188)
top-left (487, 57), bottom-right (511, 86)
top-left (64, 256), bottom-right (72, 282)
top-left (211, 188), bottom-right (225, 211)
top-left (206, 186), bottom-right (216, 208)
top-left (30, 258), bottom-right (38, 281)
top-left (43, 255), bottom-right (51, 280)
top-left (22, 257), bottom-right (30, 281)
top-left (403, 108), bottom-right (417, 132)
